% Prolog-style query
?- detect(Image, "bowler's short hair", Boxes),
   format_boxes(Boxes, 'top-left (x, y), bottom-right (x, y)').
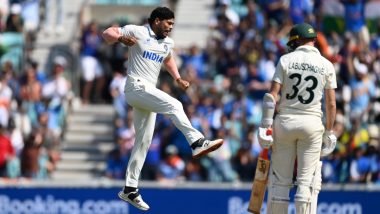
top-left (148, 7), bottom-right (174, 25)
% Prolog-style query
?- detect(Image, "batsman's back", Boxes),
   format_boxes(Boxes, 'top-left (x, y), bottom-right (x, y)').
top-left (273, 46), bottom-right (336, 117)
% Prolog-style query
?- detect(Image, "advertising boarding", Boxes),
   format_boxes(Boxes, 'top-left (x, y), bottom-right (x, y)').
top-left (0, 186), bottom-right (376, 214)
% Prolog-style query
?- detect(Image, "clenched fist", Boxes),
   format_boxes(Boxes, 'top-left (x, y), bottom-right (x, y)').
top-left (176, 78), bottom-right (190, 90)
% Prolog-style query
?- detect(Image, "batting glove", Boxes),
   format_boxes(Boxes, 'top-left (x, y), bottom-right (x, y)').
top-left (257, 127), bottom-right (273, 149)
top-left (321, 130), bottom-right (337, 157)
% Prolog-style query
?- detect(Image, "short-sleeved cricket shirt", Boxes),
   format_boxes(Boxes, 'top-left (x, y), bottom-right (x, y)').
top-left (119, 24), bottom-right (174, 85)
top-left (272, 45), bottom-right (337, 117)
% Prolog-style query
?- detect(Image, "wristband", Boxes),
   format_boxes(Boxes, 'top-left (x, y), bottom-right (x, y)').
top-left (176, 78), bottom-right (182, 82)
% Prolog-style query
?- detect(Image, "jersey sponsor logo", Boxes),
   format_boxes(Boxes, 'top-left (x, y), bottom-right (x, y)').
top-left (142, 51), bottom-right (163, 63)
top-left (288, 62), bottom-right (325, 75)
top-left (143, 38), bottom-right (152, 45)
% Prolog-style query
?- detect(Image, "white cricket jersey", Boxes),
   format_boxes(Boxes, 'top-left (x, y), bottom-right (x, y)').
top-left (119, 24), bottom-right (174, 85)
top-left (272, 45), bottom-right (337, 117)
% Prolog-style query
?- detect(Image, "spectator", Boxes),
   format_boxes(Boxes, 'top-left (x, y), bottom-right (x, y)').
top-left (20, 125), bottom-right (55, 180)
top-left (233, 145), bottom-right (256, 181)
top-left (42, 56), bottom-right (71, 137)
top-left (210, 0), bottom-right (240, 27)
top-left (5, 3), bottom-right (23, 33)
top-left (205, 128), bottom-right (237, 182)
top-left (350, 146), bottom-right (370, 183)
top-left (116, 113), bottom-right (135, 152)
top-left (19, 63), bottom-right (43, 127)
top-left (0, 8), bottom-right (6, 32)
top-left (184, 159), bottom-right (205, 181)
top-left (109, 69), bottom-right (127, 120)
top-left (348, 56), bottom-right (376, 124)
top-left (0, 0), bottom-right (10, 28)
top-left (367, 145), bottom-right (379, 183)
top-left (20, 131), bottom-right (42, 178)
top-left (240, 0), bottom-right (265, 31)
top-left (1, 60), bottom-right (20, 100)
top-left (0, 124), bottom-right (15, 177)
top-left (289, 0), bottom-right (314, 24)
top-left (32, 112), bottom-right (60, 177)
top-left (141, 131), bottom-right (161, 181)
top-left (179, 44), bottom-right (208, 80)
top-left (79, 21), bottom-right (105, 104)
top-left (340, 0), bottom-right (369, 49)
top-left (0, 72), bottom-right (13, 128)
top-left (157, 145), bottom-right (185, 182)
top-left (105, 147), bottom-right (129, 180)
top-left (7, 118), bottom-right (23, 157)
top-left (260, 0), bottom-right (288, 26)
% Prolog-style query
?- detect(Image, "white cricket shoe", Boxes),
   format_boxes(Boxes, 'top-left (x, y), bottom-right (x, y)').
top-left (192, 138), bottom-right (224, 159)
top-left (118, 189), bottom-right (150, 211)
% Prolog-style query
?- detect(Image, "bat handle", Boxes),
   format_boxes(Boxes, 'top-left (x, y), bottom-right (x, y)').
top-left (260, 128), bottom-right (272, 160)
top-left (261, 148), bottom-right (269, 160)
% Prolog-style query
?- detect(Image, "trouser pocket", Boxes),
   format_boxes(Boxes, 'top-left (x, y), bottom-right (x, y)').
top-left (125, 80), bottom-right (145, 92)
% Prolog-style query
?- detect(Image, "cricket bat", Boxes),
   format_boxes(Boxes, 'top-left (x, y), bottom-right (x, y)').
top-left (247, 129), bottom-right (272, 214)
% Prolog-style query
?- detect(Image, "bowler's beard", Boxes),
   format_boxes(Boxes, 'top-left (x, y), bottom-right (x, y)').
top-left (156, 34), bottom-right (165, 40)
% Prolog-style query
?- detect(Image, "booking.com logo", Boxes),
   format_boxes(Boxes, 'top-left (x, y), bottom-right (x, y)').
top-left (0, 195), bottom-right (128, 214)
top-left (228, 197), bottom-right (363, 214)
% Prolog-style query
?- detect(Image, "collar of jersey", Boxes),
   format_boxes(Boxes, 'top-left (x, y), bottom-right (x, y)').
top-left (146, 24), bottom-right (156, 37)
top-left (146, 24), bottom-right (164, 41)
top-left (295, 45), bottom-right (320, 54)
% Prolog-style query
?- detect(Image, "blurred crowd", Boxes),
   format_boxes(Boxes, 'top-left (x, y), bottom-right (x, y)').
top-left (0, 0), bottom-right (72, 180)
top-left (1, 0), bottom-right (380, 186)
top-left (105, 0), bottom-right (380, 185)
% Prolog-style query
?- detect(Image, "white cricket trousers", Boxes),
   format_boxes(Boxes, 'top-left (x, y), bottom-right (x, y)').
top-left (123, 76), bottom-right (204, 187)
top-left (270, 114), bottom-right (324, 208)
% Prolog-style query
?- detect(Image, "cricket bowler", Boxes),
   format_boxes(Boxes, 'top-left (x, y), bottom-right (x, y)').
top-left (102, 7), bottom-right (223, 211)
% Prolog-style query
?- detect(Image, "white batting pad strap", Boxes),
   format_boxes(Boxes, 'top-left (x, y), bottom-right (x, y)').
top-left (295, 201), bottom-right (309, 214)
top-left (263, 93), bottom-right (276, 107)
top-left (295, 161), bottom-right (322, 214)
top-left (267, 201), bottom-right (289, 214)
top-left (263, 100), bottom-right (276, 108)
top-left (308, 161), bottom-right (323, 214)
top-left (294, 185), bottom-right (312, 203)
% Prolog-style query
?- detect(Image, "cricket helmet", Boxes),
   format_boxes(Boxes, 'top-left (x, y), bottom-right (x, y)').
top-left (286, 23), bottom-right (317, 47)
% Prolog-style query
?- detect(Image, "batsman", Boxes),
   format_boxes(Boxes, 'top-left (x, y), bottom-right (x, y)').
top-left (257, 23), bottom-right (337, 214)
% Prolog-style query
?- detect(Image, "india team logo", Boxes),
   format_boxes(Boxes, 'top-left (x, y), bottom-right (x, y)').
top-left (164, 44), bottom-right (168, 53)
top-left (143, 51), bottom-right (163, 63)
